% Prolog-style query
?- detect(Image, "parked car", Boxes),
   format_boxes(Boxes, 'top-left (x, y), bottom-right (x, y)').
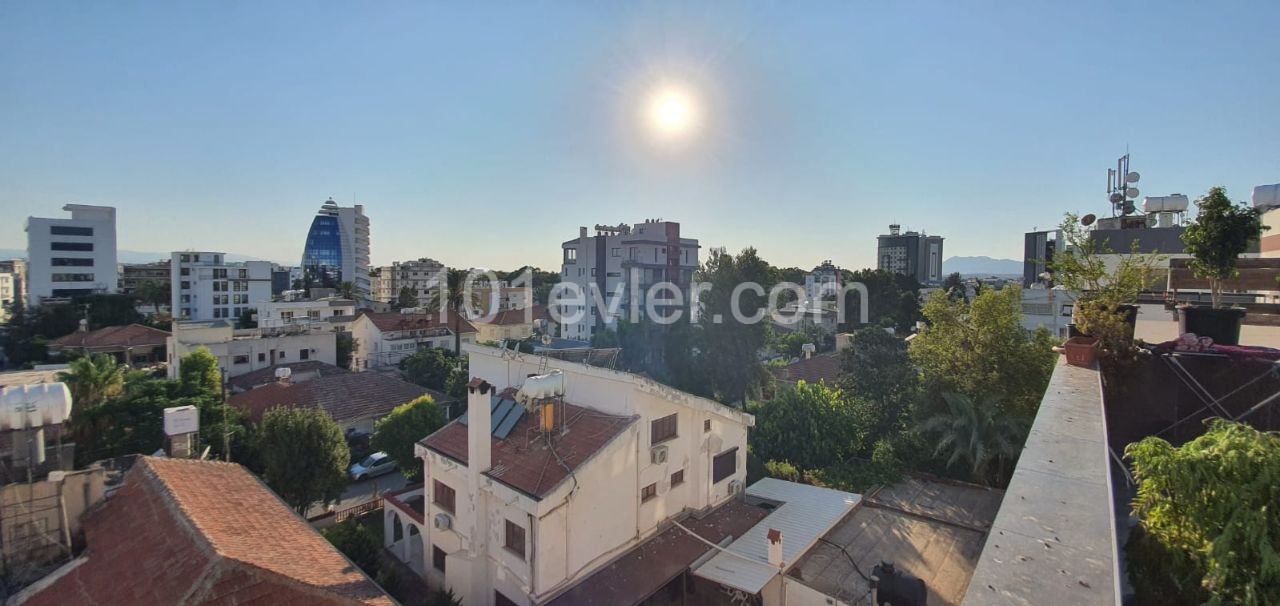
top-left (350, 452), bottom-right (397, 481)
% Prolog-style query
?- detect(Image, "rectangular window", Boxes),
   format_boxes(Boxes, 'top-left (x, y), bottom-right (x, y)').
top-left (611, 248), bottom-right (620, 257)
top-left (495, 591), bottom-right (517, 606)
top-left (180, 267), bottom-right (190, 276)
top-left (51, 273), bottom-right (94, 282)
top-left (50, 225), bottom-right (93, 236)
top-left (258, 352), bottom-right (266, 362)
top-left (504, 520), bottom-right (525, 559)
top-left (564, 248), bottom-right (577, 263)
top-left (713, 447), bottom-right (739, 484)
top-left (299, 349), bottom-right (309, 360)
top-left (432, 545), bottom-right (446, 572)
top-left (50, 242), bottom-right (93, 251)
top-left (180, 254), bottom-right (190, 262)
top-left (433, 481), bottom-right (456, 514)
top-left (704, 419), bottom-right (712, 433)
top-left (641, 482), bottom-right (657, 502)
top-left (233, 355), bottom-right (249, 365)
top-left (651, 413), bottom-right (678, 445)
top-left (51, 257), bottom-right (94, 267)
top-left (671, 469), bottom-right (684, 487)
top-left (278, 350), bottom-right (286, 359)
top-left (180, 281), bottom-right (190, 290)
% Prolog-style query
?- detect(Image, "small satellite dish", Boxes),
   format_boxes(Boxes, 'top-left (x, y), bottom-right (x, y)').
top-left (1081, 213), bottom-right (1096, 226)
top-left (1109, 192), bottom-right (1125, 204)
top-left (1126, 171), bottom-right (1140, 184)
top-left (1126, 187), bottom-right (1140, 199)
top-left (541, 333), bottom-right (552, 346)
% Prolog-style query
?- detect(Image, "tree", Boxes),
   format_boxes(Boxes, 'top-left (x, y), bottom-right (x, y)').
top-left (424, 269), bottom-right (481, 355)
top-left (339, 281), bottom-right (355, 300)
top-left (909, 288), bottom-right (1056, 418)
top-left (371, 395), bottom-right (445, 481)
top-left (237, 308), bottom-right (257, 329)
top-left (178, 347), bottom-right (222, 397)
top-left (942, 272), bottom-right (965, 301)
top-left (748, 381), bottom-right (862, 471)
top-left (69, 380), bottom-right (169, 465)
top-left (697, 247), bottom-right (772, 405)
top-left (76, 294), bottom-right (144, 328)
top-left (1126, 420), bottom-right (1280, 604)
top-left (336, 332), bottom-right (353, 369)
top-left (837, 269), bottom-right (921, 333)
top-left (918, 392), bottom-right (1026, 486)
top-left (839, 327), bottom-right (917, 440)
top-left (396, 286), bottom-right (418, 310)
top-left (57, 354), bottom-right (126, 411)
top-left (1182, 186), bottom-right (1269, 308)
top-left (322, 519), bottom-right (382, 577)
top-left (135, 280), bottom-right (169, 316)
top-left (256, 406), bottom-right (350, 515)
top-left (400, 348), bottom-right (455, 391)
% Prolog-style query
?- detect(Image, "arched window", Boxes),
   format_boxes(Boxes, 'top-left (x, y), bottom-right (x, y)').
top-left (393, 515), bottom-right (404, 542)
top-left (408, 524), bottom-right (420, 537)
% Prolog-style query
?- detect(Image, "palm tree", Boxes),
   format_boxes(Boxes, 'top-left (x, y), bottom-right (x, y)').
top-left (425, 269), bottom-right (481, 355)
top-left (919, 391), bottom-right (1027, 485)
top-left (136, 280), bottom-right (168, 316)
top-left (339, 281), bottom-right (355, 300)
top-left (56, 354), bottom-right (126, 411)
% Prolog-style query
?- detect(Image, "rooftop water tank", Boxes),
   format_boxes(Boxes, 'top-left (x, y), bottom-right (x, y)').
top-left (1142, 194), bottom-right (1189, 214)
top-left (1, 383), bottom-right (73, 430)
top-left (518, 369), bottom-right (565, 402)
top-left (1254, 184), bottom-right (1280, 210)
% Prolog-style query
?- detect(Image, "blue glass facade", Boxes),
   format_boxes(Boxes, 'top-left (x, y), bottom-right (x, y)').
top-left (302, 213), bottom-right (343, 288)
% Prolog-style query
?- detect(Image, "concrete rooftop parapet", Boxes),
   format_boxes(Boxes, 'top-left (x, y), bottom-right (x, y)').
top-left (963, 358), bottom-right (1121, 606)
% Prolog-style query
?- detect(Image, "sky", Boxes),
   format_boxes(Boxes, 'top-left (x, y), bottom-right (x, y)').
top-left (2, 1), bottom-right (1277, 271)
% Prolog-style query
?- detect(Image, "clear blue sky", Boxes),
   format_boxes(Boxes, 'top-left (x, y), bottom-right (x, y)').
top-left (2, 1), bottom-right (1277, 271)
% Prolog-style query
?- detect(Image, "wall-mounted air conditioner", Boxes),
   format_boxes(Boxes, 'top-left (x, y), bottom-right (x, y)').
top-left (433, 513), bottom-right (452, 531)
top-left (728, 479), bottom-right (743, 494)
top-left (650, 444), bottom-right (668, 465)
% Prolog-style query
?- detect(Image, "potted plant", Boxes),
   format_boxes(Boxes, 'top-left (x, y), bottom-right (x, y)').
top-left (1179, 186), bottom-right (1268, 346)
top-left (1049, 213), bottom-right (1162, 357)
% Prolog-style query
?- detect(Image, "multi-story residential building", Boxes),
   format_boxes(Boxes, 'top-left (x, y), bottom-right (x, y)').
top-left (270, 265), bottom-right (294, 296)
top-left (471, 281), bottom-right (532, 316)
top-left (555, 220), bottom-right (699, 342)
top-left (370, 258), bottom-right (446, 305)
top-left (470, 305), bottom-right (549, 343)
top-left (256, 296), bottom-right (358, 330)
top-left (804, 260), bottom-right (841, 302)
top-left (166, 320), bottom-right (336, 380)
top-left (348, 311), bottom-right (476, 370)
top-left (118, 259), bottom-right (171, 296)
top-left (24, 204), bottom-right (118, 306)
top-left (876, 224), bottom-right (944, 285)
top-left (0, 272), bottom-right (15, 323)
top-left (301, 198), bottom-right (371, 297)
top-left (1023, 229), bottom-right (1062, 287)
top-left (170, 252), bottom-right (273, 322)
top-left (0, 259), bottom-right (27, 308)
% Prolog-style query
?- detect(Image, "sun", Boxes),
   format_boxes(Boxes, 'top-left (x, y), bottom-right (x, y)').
top-left (645, 85), bottom-right (700, 141)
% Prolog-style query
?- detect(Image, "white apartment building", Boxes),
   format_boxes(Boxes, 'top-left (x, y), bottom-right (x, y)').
top-left (256, 297), bottom-right (358, 329)
top-left (555, 220), bottom-right (699, 342)
top-left (347, 311), bottom-right (477, 371)
top-left (24, 204), bottom-right (118, 306)
top-left (166, 320), bottom-right (336, 380)
top-left (0, 272), bottom-right (14, 323)
top-left (804, 260), bottom-right (841, 302)
top-left (370, 258), bottom-right (446, 305)
top-left (170, 252), bottom-right (273, 323)
top-left (301, 199), bottom-right (371, 297)
top-left (1021, 286), bottom-right (1078, 337)
top-left (394, 344), bottom-right (755, 605)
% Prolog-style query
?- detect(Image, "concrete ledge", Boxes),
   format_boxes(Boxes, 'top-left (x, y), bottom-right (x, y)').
top-left (963, 358), bottom-right (1120, 606)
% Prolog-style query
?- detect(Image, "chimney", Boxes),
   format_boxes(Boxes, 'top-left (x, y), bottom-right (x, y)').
top-left (466, 377), bottom-right (493, 473)
top-left (767, 528), bottom-right (784, 568)
top-left (579, 226), bottom-right (588, 239)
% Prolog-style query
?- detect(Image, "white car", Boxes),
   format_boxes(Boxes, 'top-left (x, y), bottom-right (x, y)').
top-left (350, 452), bottom-right (397, 481)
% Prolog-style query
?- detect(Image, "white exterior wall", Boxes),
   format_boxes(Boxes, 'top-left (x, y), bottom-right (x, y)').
top-left (170, 252), bottom-right (272, 322)
top-left (415, 344), bottom-right (752, 605)
top-left (257, 299), bottom-right (357, 328)
top-left (0, 273), bottom-right (14, 323)
top-left (166, 322), bottom-right (336, 379)
top-left (348, 314), bottom-right (476, 371)
top-left (24, 204), bottom-right (118, 306)
top-left (1021, 288), bottom-right (1078, 338)
top-left (337, 205), bottom-right (372, 297)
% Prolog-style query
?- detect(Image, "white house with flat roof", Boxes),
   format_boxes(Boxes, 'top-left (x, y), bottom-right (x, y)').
top-left (166, 320), bottom-right (336, 380)
top-left (170, 251), bottom-right (273, 323)
top-left (24, 204), bottom-right (118, 306)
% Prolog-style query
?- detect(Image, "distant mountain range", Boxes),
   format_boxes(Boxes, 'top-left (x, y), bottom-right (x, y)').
top-left (942, 256), bottom-right (1023, 277)
top-left (0, 249), bottom-right (281, 265)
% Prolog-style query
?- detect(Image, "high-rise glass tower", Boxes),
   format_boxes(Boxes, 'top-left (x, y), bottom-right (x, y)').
top-left (301, 199), bottom-right (370, 296)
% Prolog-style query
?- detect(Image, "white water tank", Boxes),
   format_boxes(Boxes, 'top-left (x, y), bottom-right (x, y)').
top-left (1255, 184), bottom-right (1280, 210)
top-left (1, 383), bottom-right (73, 430)
top-left (1142, 194), bottom-right (1189, 214)
top-left (518, 369), bottom-right (565, 401)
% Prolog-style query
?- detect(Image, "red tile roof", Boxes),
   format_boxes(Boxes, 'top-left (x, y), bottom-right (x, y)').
top-left (776, 353), bottom-right (842, 385)
top-left (49, 324), bottom-right (169, 349)
top-left (363, 311), bottom-right (476, 334)
top-left (227, 360), bottom-right (350, 392)
top-left (17, 457), bottom-right (394, 606)
top-left (479, 305), bottom-right (550, 326)
top-left (546, 499), bottom-right (770, 606)
top-left (420, 400), bottom-right (635, 499)
top-left (229, 372), bottom-right (430, 424)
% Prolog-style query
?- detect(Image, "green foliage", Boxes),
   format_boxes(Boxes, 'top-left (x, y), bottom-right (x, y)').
top-left (942, 272), bottom-right (965, 301)
top-left (400, 347), bottom-right (456, 391)
top-left (237, 307), bottom-right (257, 329)
top-left (76, 294), bottom-right (145, 328)
top-left (256, 406), bottom-right (350, 515)
top-left (135, 280), bottom-right (169, 315)
top-left (57, 354), bottom-right (126, 411)
top-left (909, 288), bottom-right (1056, 418)
top-left (424, 268), bottom-right (483, 355)
top-left (764, 460), bottom-right (804, 482)
top-left (748, 381), bottom-right (864, 470)
top-left (443, 357), bottom-right (469, 403)
top-left (837, 269), bottom-right (921, 333)
top-left (1183, 186), bottom-right (1269, 308)
top-left (1125, 420), bottom-right (1280, 605)
top-left (696, 247), bottom-right (772, 404)
top-left (70, 380), bottom-right (170, 465)
top-left (395, 286), bottom-right (417, 310)
top-left (371, 395), bottom-right (445, 481)
top-left (426, 588), bottom-right (463, 606)
top-left (178, 347), bottom-right (222, 397)
top-left (336, 332), bottom-right (353, 369)
top-left (322, 518), bottom-right (382, 577)
top-left (1050, 212), bottom-right (1162, 306)
top-left (839, 327), bottom-right (917, 440)
top-left (918, 392), bottom-right (1026, 486)
top-left (339, 281), bottom-right (355, 300)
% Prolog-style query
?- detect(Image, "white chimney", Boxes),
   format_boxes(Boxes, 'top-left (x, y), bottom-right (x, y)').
top-left (466, 378), bottom-right (493, 473)
top-left (767, 528), bottom-right (784, 568)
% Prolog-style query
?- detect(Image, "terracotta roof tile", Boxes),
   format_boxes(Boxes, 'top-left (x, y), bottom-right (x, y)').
top-left (363, 311), bottom-right (476, 334)
top-left (227, 361), bottom-right (350, 392)
top-left (17, 457), bottom-right (394, 606)
top-left (50, 324), bottom-right (169, 349)
top-left (778, 353), bottom-right (842, 385)
top-left (229, 372), bottom-right (430, 424)
top-left (477, 305), bottom-right (550, 326)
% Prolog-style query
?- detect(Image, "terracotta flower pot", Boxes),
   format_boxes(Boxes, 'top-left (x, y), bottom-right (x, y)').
top-left (1064, 336), bottom-right (1099, 368)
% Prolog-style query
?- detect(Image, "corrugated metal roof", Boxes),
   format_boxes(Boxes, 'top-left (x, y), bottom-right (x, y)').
top-left (691, 478), bottom-right (860, 595)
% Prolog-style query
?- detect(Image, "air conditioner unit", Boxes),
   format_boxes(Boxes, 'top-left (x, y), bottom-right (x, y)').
top-left (433, 513), bottom-right (452, 531)
top-left (728, 479), bottom-right (743, 494)
top-left (650, 444), bottom-right (668, 465)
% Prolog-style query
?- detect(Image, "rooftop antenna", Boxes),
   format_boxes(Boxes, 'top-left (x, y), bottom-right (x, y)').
top-left (1107, 153), bottom-right (1141, 217)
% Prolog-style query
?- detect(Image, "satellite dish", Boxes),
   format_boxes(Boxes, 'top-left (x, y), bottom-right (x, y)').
top-left (1123, 201), bottom-right (1136, 214)
top-left (1081, 213), bottom-right (1096, 226)
top-left (1126, 171), bottom-right (1140, 184)
top-left (541, 333), bottom-right (552, 346)
top-left (1125, 187), bottom-right (1140, 199)
top-left (1109, 192), bottom-right (1125, 204)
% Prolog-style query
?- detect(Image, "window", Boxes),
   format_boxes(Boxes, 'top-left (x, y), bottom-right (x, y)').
top-left (504, 520), bottom-right (525, 559)
top-left (564, 248), bottom-right (577, 263)
top-left (233, 355), bottom-right (249, 365)
top-left (50, 242), bottom-right (93, 251)
top-left (278, 350), bottom-right (286, 359)
top-left (51, 273), bottom-right (94, 282)
top-left (180, 254), bottom-right (190, 262)
top-left (495, 591), bottom-right (518, 606)
top-left (51, 257), bottom-right (93, 267)
top-left (433, 481), bottom-right (455, 514)
top-left (180, 267), bottom-right (190, 276)
top-left (590, 268), bottom-right (597, 277)
top-left (299, 349), bottom-right (309, 360)
top-left (671, 469), bottom-right (684, 487)
top-left (213, 268), bottom-right (227, 279)
top-left (641, 483), bottom-right (657, 502)
top-left (50, 226), bottom-right (93, 236)
top-left (651, 413), bottom-right (678, 445)
top-left (258, 352), bottom-right (266, 362)
top-left (611, 247), bottom-right (620, 257)
top-left (704, 419), bottom-right (712, 433)
top-left (713, 447), bottom-right (739, 484)
top-left (180, 281), bottom-right (190, 290)
top-left (433, 545), bottom-right (446, 572)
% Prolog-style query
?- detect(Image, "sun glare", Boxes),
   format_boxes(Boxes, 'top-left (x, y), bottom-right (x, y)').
top-left (645, 86), bottom-right (700, 141)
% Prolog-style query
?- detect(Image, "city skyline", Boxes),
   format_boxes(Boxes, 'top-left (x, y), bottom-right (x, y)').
top-left (3, 2), bottom-right (1278, 271)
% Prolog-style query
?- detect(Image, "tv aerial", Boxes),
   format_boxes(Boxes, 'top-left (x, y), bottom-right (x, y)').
top-left (1106, 154), bottom-right (1141, 216)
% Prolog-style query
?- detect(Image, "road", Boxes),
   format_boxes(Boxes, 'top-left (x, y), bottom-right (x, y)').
top-left (308, 470), bottom-right (409, 519)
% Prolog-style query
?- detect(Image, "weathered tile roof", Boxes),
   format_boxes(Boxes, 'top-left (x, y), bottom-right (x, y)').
top-left (16, 457), bottom-right (394, 606)
top-left (50, 324), bottom-right (169, 349)
top-left (229, 371), bottom-right (430, 424)
top-left (476, 305), bottom-right (550, 326)
top-left (226, 360), bottom-right (350, 392)
top-left (776, 353), bottom-right (842, 385)
top-left (363, 311), bottom-right (476, 334)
